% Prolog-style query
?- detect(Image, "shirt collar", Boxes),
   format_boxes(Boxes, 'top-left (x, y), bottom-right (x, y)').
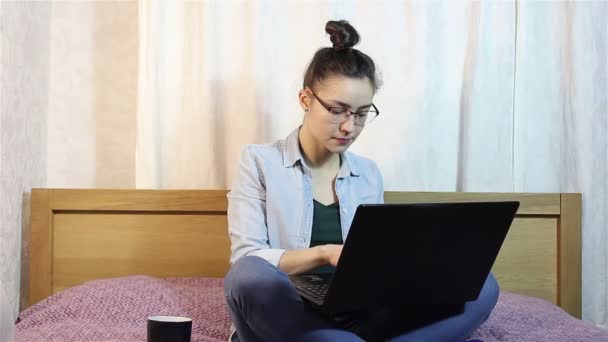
top-left (282, 126), bottom-right (360, 178)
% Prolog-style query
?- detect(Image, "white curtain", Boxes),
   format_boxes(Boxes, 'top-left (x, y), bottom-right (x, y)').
top-left (136, 0), bottom-right (520, 192)
top-left (513, 2), bottom-right (607, 326)
top-left (136, 0), bottom-right (607, 326)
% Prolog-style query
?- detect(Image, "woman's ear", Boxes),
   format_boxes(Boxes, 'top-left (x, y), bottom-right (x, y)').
top-left (298, 89), bottom-right (311, 112)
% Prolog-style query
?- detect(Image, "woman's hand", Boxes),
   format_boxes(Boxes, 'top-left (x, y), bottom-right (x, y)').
top-left (320, 244), bottom-right (343, 267)
top-left (277, 244), bottom-right (343, 275)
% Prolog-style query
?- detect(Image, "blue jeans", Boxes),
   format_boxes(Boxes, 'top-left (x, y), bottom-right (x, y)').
top-left (224, 256), bottom-right (498, 342)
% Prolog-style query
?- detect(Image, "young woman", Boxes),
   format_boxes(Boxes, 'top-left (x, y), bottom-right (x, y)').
top-left (224, 20), bottom-right (498, 342)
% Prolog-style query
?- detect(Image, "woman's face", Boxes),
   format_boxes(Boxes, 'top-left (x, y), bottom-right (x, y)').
top-left (299, 75), bottom-right (375, 155)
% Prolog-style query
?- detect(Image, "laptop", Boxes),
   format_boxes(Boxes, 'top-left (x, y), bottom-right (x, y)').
top-left (289, 201), bottom-right (519, 317)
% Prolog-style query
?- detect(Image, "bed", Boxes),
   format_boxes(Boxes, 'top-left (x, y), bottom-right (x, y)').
top-left (15, 189), bottom-right (608, 341)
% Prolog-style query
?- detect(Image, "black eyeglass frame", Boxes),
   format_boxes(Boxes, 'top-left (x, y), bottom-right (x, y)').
top-left (307, 88), bottom-right (380, 126)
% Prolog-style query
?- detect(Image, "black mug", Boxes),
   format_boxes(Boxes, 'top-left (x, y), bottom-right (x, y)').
top-left (147, 316), bottom-right (192, 342)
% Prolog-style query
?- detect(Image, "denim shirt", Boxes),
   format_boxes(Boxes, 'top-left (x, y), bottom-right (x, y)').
top-left (227, 126), bottom-right (384, 267)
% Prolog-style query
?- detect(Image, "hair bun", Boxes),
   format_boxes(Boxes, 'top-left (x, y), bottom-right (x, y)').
top-left (325, 20), bottom-right (359, 51)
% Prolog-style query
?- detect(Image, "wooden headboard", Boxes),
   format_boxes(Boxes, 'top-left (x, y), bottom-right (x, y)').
top-left (25, 189), bottom-right (582, 318)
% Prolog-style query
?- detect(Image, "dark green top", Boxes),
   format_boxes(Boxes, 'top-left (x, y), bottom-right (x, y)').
top-left (309, 199), bottom-right (343, 274)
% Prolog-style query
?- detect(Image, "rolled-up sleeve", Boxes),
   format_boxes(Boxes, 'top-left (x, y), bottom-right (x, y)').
top-left (227, 146), bottom-right (286, 266)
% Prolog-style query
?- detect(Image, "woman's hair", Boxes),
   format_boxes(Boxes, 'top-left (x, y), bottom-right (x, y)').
top-left (303, 20), bottom-right (381, 92)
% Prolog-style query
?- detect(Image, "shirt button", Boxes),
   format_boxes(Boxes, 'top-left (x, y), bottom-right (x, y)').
top-left (342, 207), bottom-right (347, 213)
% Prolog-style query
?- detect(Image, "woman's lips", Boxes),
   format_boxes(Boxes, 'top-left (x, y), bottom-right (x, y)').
top-left (335, 138), bottom-right (351, 145)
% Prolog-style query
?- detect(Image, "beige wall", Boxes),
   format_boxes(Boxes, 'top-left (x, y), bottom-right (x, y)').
top-left (1, 2), bottom-right (51, 339)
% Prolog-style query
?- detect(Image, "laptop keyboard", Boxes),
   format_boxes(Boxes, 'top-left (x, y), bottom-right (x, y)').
top-left (290, 275), bottom-right (365, 333)
top-left (291, 276), bottom-right (330, 301)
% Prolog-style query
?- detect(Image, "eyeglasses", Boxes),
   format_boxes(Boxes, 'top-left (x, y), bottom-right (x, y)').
top-left (308, 89), bottom-right (379, 126)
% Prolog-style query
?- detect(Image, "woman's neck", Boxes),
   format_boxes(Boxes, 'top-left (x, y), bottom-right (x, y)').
top-left (298, 127), bottom-right (340, 170)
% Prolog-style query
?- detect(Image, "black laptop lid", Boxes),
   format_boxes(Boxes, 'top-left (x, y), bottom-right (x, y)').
top-left (322, 201), bottom-right (519, 315)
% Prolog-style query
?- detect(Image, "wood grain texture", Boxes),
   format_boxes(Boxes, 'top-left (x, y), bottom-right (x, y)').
top-left (492, 217), bottom-right (557, 303)
top-left (384, 192), bottom-right (560, 215)
top-left (52, 212), bottom-right (230, 293)
top-left (50, 189), bottom-right (229, 211)
top-left (559, 193), bottom-right (582, 318)
top-left (29, 189), bottom-right (52, 306)
top-left (26, 189), bottom-right (581, 319)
